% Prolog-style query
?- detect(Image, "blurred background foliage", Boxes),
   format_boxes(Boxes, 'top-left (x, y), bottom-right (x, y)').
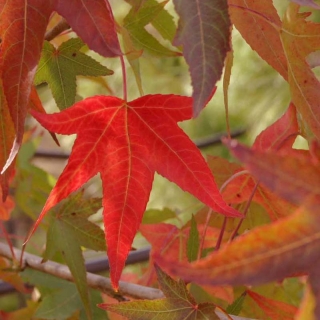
top-left (3, 0), bottom-right (315, 314)
top-left (33, 0), bottom-right (291, 216)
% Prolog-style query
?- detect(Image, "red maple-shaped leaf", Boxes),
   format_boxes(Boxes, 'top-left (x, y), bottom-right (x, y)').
top-left (30, 94), bottom-right (242, 289)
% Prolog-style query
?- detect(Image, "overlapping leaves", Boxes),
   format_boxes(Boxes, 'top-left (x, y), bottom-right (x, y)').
top-left (35, 38), bottom-right (113, 110)
top-left (30, 94), bottom-right (241, 289)
top-left (0, 0), bottom-right (121, 172)
top-left (99, 265), bottom-right (219, 319)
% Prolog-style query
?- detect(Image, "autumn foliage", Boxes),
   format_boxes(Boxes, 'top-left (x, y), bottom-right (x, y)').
top-left (1, 0), bottom-right (320, 319)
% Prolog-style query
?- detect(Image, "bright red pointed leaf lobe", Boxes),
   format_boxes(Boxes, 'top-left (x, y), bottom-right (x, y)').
top-left (55, 0), bottom-right (121, 57)
top-left (253, 103), bottom-right (299, 151)
top-left (0, 0), bottom-right (55, 172)
top-left (30, 94), bottom-right (241, 289)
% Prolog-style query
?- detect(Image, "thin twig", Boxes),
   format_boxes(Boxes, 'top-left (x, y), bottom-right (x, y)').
top-left (45, 18), bottom-right (70, 41)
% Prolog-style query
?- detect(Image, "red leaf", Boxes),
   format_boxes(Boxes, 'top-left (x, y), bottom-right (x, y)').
top-left (225, 140), bottom-right (320, 207)
top-left (229, 0), bottom-right (287, 79)
top-left (30, 94), bottom-right (242, 289)
top-left (155, 202), bottom-right (320, 288)
top-left (247, 290), bottom-right (298, 320)
top-left (222, 105), bottom-right (299, 220)
top-left (173, 0), bottom-right (231, 116)
top-left (253, 103), bottom-right (299, 151)
top-left (0, 0), bottom-right (54, 172)
top-left (55, 0), bottom-right (121, 57)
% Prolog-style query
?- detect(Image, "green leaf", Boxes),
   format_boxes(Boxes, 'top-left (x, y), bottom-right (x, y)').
top-left (14, 138), bottom-right (56, 220)
top-left (142, 207), bottom-right (176, 224)
top-left (35, 38), bottom-right (113, 110)
top-left (150, 0), bottom-right (176, 42)
top-left (123, 0), bottom-right (179, 57)
top-left (99, 265), bottom-right (219, 319)
top-left (43, 192), bottom-right (104, 320)
top-left (226, 291), bottom-right (247, 315)
top-left (21, 268), bottom-right (106, 320)
top-left (187, 215), bottom-right (199, 262)
top-left (22, 269), bottom-right (83, 319)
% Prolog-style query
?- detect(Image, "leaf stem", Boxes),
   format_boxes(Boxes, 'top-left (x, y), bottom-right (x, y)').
top-left (120, 55), bottom-right (128, 101)
top-left (229, 180), bottom-right (260, 242)
top-left (0, 222), bottom-right (15, 260)
top-left (199, 170), bottom-right (249, 255)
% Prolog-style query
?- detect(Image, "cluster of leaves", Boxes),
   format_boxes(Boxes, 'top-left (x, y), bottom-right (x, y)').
top-left (1, 0), bottom-right (320, 319)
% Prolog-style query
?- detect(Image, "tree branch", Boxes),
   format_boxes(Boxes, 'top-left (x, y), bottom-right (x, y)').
top-left (45, 17), bottom-right (70, 41)
top-left (0, 242), bottom-right (163, 300)
top-left (0, 243), bottom-right (253, 320)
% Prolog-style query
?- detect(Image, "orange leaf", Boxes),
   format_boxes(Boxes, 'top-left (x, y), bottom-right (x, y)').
top-left (229, 0), bottom-right (287, 78)
top-left (247, 289), bottom-right (298, 320)
top-left (155, 202), bottom-right (320, 288)
top-left (226, 140), bottom-right (320, 207)
top-left (281, 4), bottom-right (320, 140)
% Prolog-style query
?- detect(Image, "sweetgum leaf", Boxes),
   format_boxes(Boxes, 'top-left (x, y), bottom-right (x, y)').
top-left (0, 80), bottom-right (15, 198)
top-left (45, 191), bottom-right (105, 254)
top-left (0, 0), bottom-right (121, 172)
top-left (45, 220), bottom-right (92, 320)
top-left (173, 0), bottom-right (231, 116)
top-left (43, 192), bottom-right (104, 320)
top-left (247, 290), bottom-right (298, 320)
top-left (125, 0), bottom-right (176, 42)
top-left (229, 0), bottom-right (287, 79)
top-left (23, 269), bottom-right (106, 320)
top-left (123, 0), bottom-right (179, 56)
top-left (281, 4), bottom-right (320, 140)
top-left (30, 94), bottom-right (242, 289)
top-left (155, 201), bottom-right (320, 289)
top-left (140, 222), bottom-right (220, 285)
top-left (220, 105), bottom-right (298, 220)
top-left (253, 103), bottom-right (298, 151)
top-left (226, 141), bottom-right (320, 207)
top-left (55, 0), bottom-right (121, 57)
top-left (0, 0), bottom-right (54, 172)
top-left (35, 38), bottom-right (113, 110)
top-left (22, 269), bottom-right (83, 319)
top-left (226, 291), bottom-right (246, 315)
top-left (99, 265), bottom-right (219, 319)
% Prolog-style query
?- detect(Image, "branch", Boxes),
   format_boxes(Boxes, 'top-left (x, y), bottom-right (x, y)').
top-left (0, 243), bottom-right (253, 320)
top-left (0, 242), bottom-right (163, 300)
top-left (45, 17), bottom-right (70, 41)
